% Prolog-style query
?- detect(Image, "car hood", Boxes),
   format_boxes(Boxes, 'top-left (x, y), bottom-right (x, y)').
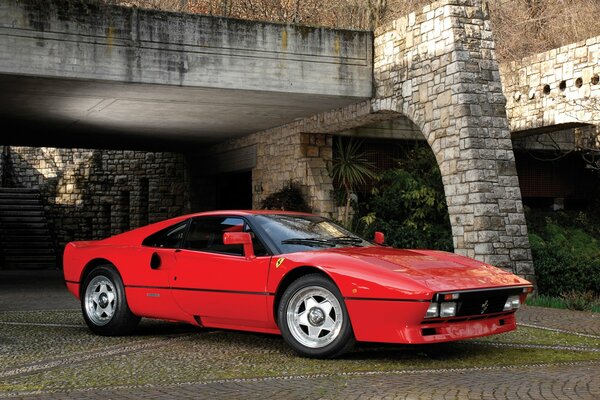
top-left (313, 246), bottom-right (530, 292)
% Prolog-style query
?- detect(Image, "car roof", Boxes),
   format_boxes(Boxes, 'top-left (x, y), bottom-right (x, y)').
top-left (182, 210), bottom-right (316, 219)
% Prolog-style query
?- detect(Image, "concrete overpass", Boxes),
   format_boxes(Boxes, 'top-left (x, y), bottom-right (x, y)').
top-left (0, 0), bottom-right (372, 149)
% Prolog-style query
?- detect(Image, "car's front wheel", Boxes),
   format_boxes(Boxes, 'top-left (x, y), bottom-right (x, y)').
top-left (278, 274), bottom-right (354, 358)
top-left (81, 265), bottom-right (140, 335)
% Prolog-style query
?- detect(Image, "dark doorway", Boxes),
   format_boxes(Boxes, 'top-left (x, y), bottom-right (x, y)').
top-left (216, 170), bottom-right (252, 210)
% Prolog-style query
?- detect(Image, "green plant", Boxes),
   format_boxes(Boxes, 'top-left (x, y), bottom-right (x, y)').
top-left (525, 293), bottom-right (600, 313)
top-left (330, 137), bottom-right (377, 227)
top-left (260, 181), bottom-right (311, 212)
top-left (526, 208), bottom-right (600, 297)
top-left (561, 290), bottom-right (599, 312)
top-left (355, 144), bottom-right (453, 251)
top-left (525, 294), bottom-right (568, 309)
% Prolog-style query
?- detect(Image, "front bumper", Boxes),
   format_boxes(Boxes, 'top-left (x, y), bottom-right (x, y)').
top-left (345, 299), bottom-right (517, 344)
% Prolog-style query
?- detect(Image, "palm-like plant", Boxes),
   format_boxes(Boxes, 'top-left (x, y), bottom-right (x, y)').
top-left (330, 137), bottom-right (377, 226)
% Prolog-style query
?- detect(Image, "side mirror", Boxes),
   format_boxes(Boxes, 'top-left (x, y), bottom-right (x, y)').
top-left (374, 231), bottom-right (385, 245)
top-left (223, 232), bottom-right (255, 259)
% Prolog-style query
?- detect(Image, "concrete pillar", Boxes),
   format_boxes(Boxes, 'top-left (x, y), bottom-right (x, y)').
top-left (373, 0), bottom-right (534, 279)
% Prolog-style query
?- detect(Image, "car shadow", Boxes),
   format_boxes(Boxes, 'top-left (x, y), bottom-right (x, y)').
top-left (157, 326), bottom-right (490, 361)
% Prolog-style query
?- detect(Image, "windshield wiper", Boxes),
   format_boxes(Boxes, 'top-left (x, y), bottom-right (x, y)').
top-left (281, 237), bottom-right (332, 247)
top-left (330, 236), bottom-right (363, 244)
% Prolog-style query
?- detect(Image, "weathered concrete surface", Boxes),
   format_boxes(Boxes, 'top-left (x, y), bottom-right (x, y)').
top-left (0, 0), bottom-right (372, 147)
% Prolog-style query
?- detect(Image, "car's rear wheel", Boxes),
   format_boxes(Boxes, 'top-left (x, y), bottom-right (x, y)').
top-left (278, 274), bottom-right (354, 358)
top-left (81, 265), bottom-right (140, 335)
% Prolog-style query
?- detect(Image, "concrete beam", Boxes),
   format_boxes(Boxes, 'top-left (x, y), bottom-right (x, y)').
top-left (0, 0), bottom-right (372, 97)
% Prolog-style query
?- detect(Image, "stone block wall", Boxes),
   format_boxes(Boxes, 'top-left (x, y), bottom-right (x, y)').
top-left (500, 35), bottom-right (600, 132)
top-left (211, 122), bottom-right (336, 217)
top-left (210, 100), bottom-right (396, 219)
top-left (6, 146), bottom-right (189, 250)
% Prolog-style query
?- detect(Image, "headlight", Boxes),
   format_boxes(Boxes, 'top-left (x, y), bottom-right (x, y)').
top-left (503, 295), bottom-right (521, 310)
top-left (425, 302), bottom-right (439, 318)
top-left (440, 302), bottom-right (457, 317)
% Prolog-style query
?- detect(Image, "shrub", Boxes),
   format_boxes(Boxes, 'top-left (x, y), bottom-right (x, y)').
top-left (527, 209), bottom-right (600, 297)
top-left (260, 181), bottom-right (311, 212)
top-left (561, 290), bottom-right (599, 312)
top-left (355, 145), bottom-right (453, 251)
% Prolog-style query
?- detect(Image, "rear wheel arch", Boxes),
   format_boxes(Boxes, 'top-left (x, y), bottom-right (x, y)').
top-left (80, 262), bottom-right (140, 335)
top-left (79, 258), bottom-right (118, 296)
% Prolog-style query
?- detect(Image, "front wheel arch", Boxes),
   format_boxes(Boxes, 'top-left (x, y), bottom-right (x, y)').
top-left (277, 273), bottom-right (355, 358)
top-left (273, 266), bottom-right (333, 324)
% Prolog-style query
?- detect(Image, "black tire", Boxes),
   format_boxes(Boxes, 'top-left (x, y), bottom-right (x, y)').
top-left (81, 265), bottom-right (140, 335)
top-left (277, 273), bottom-right (355, 358)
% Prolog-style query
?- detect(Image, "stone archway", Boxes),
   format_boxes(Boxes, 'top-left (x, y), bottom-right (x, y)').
top-left (371, 0), bottom-right (533, 279)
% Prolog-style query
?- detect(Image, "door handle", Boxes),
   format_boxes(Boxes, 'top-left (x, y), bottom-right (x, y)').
top-left (150, 252), bottom-right (162, 269)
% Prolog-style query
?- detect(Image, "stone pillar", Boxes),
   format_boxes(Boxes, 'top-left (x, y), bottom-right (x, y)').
top-left (299, 133), bottom-right (335, 216)
top-left (251, 128), bottom-right (335, 217)
top-left (373, 0), bottom-right (534, 279)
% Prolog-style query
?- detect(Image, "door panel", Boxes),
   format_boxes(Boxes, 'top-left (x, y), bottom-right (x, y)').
top-left (169, 216), bottom-right (272, 328)
top-left (170, 251), bottom-right (271, 327)
top-left (124, 247), bottom-right (183, 320)
top-left (124, 220), bottom-right (188, 321)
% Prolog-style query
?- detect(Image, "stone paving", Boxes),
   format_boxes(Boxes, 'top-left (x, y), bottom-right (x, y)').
top-left (518, 305), bottom-right (600, 337)
top-left (0, 270), bottom-right (599, 399)
top-left (7, 362), bottom-right (600, 400)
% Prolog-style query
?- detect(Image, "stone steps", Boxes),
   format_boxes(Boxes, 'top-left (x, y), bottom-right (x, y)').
top-left (0, 209), bottom-right (45, 216)
top-left (0, 187), bottom-right (57, 269)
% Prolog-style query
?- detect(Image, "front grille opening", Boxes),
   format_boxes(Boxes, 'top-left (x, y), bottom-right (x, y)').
top-left (420, 310), bottom-right (513, 324)
top-left (499, 318), bottom-right (505, 326)
top-left (422, 328), bottom-right (437, 336)
top-left (435, 287), bottom-right (525, 318)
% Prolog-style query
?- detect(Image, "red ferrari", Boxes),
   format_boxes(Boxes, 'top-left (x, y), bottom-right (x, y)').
top-left (63, 211), bottom-right (533, 358)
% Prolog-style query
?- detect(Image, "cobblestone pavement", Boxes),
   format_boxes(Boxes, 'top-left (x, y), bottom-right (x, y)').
top-left (5, 362), bottom-right (600, 400)
top-left (1, 271), bottom-right (599, 399)
top-left (517, 305), bottom-right (600, 337)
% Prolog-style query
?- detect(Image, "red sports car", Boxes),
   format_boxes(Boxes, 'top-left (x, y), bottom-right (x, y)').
top-left (63, 211), bottom-right (533, 358)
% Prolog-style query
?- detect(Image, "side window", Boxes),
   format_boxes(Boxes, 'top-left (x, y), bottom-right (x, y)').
top-left (142, 221), bottom-right (188, 248)
top-left (184, 217), bottom-right (246, 256)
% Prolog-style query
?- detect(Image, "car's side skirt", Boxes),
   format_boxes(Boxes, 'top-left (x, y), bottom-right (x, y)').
top-left (126, 285), bottom-right (278, 331)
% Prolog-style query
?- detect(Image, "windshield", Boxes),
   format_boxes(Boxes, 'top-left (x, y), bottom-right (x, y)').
top-left (252, 214), bottom-right (373, 254)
